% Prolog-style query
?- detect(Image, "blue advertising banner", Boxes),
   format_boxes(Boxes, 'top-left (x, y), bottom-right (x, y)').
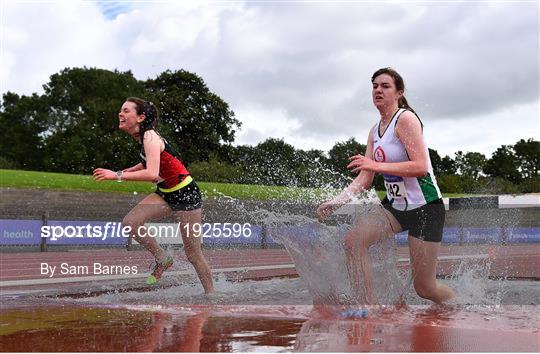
top-left (1, 220), bottom-right (539, 247)
top-left (395, 232), bottom-right (408, 245)
top-left (508, 227), bottom-right (540, 243)
top-left (265, 223), bottom-right (339, 246)
top-left (0, 219), bottom-right (42, 245)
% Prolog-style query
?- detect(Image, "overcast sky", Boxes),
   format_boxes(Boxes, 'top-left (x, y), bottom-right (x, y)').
top-left (2, 0), bottom-right (539, 158)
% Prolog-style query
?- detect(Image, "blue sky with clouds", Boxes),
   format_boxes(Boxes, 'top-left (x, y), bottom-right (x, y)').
top-left (2, 0), bottom-right (539, 158)
top-left (94, 0), bottom-right (134, 20)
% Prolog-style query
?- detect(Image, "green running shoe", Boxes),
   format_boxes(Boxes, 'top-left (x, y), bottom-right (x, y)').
top-left (146, 255), bottom-right (173, 285)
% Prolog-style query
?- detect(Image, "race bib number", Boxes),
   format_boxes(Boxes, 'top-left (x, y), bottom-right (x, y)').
top-left (384, 175), bottom-right (407, 199)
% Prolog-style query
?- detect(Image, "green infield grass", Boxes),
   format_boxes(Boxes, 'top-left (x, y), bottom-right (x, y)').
top-left (0, 169), bottom-right (469, 200)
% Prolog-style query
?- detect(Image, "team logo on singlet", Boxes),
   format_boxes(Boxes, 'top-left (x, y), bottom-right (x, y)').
top-left (373, 146), bottom-right (386, 162)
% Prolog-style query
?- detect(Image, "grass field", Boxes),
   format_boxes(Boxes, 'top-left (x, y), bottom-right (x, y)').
top-left (0, 169), bottom-right (341, 200)
top-left (0, 169), bottom-right (468, 200)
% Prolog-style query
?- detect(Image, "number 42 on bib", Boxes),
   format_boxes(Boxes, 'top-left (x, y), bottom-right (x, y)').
top-left (384, 175), bottom-right (407, 199)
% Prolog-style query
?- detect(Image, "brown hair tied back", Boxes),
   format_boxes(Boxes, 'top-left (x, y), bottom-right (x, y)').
top-left (371, 68), bottom-right (417, 116)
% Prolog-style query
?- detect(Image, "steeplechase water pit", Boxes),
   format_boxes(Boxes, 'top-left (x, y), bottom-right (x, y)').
top-left (1, 191), bottom-right (539, 352)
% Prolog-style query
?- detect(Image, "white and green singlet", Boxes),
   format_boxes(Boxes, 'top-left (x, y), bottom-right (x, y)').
top-left (372, 108), bottom-right (442, 211)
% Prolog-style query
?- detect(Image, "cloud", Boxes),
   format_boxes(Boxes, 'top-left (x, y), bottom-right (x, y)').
top-left (234, 104), bottom-right (302, 146)
top-left (2, 0), bottom-right (122, 94)
top-left (2, 0), bottom-right (538, 157)
top-left (425, 101), bottom-right (539, 157)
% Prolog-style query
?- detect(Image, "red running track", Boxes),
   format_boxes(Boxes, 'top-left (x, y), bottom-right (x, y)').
top-left (0, 244), bottom-right (538, 294)
top-left (1, 245), bottom-right (539, 352)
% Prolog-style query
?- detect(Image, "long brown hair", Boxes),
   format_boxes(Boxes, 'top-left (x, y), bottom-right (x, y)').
top-left (125, 97), bottom-right (159, 141)
top-left (371, 68), bottom-right (417, 116)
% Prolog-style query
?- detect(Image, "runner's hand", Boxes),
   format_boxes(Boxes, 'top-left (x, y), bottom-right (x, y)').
top-left (92, 168), bottom-right (116, 181)
top-left (316, 201), bottom-right (336, 222)
top-left (347, 154), bottom-right (378, 174)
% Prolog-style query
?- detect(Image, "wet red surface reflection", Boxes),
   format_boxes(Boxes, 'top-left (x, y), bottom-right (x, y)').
top-left (0, 304), bottom-right (538, 352)
top-left (0, 305), bottom-right (303, 352)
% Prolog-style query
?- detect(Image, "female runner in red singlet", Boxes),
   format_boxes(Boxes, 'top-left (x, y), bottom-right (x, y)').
top-left (93, 97), bottom-right (213, 293)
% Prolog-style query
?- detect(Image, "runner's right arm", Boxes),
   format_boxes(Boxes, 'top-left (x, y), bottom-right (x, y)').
top-left (333, 127), bottom-right (376, 203)
top-left (317, 127), bottom-right (376, 220)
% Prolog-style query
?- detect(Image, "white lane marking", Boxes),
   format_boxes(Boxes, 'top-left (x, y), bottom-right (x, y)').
top-left (433, 254), bottom-right (489, 261)
top-left (0, 254), bottom-right (489, 288)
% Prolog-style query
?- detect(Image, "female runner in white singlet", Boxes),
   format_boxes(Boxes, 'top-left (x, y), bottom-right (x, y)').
top-left (317, 68), bottom-right (454, 305)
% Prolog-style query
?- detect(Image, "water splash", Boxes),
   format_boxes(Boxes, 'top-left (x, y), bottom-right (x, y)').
top-left (31, 179), bottom-right (534, 310)
top-left (265, 191), bottom-right (410, 307)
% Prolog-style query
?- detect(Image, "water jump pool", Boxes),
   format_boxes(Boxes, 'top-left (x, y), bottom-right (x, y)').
top-left (1, 243), bottom-right (539, 352)
top-left (1, 193), bottom-right (539, 352)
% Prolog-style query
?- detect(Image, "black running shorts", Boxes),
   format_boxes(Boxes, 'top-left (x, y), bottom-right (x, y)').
top-left (382, 198), bottom-right (445, 242)
top-left (155, 180), bottom-right (202, 211)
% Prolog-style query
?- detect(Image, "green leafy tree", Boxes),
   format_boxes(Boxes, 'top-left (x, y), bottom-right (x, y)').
top-left (293, 149), bottom-right (334, 188)
top-left (0, 92), bottom-right (49, 170)
top-left (428, 148), bottom-right (443, 175)
top-left (188, 156), bottom-right (243, 183)
top-left (484, 145), bottom-right (521, 183)
top-left (144, 70), bottom-right (241, 164)
top-left (1, 67), bottom-right (241, 175)
top-left (454, 151), bottom-right (487, 179)
top-left (245, 138), bottom-right (298, 186)
top-left (514, 138), bottom-right (539, 179)
top-left (440, 155), bottom-right (457, 175)
top-left (328, 138), bottom-right (366, 180)
top-left (437, 175), bottom-right (465, 193)
top-left (41, 67), bottom-right (147, 173)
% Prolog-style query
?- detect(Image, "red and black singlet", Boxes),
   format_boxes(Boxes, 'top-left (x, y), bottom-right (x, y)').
top-left (140, 138), bottom-right (190, 189)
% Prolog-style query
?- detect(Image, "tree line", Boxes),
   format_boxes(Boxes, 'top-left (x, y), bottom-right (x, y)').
top-left (1, 67), bottom-right (538, 193)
